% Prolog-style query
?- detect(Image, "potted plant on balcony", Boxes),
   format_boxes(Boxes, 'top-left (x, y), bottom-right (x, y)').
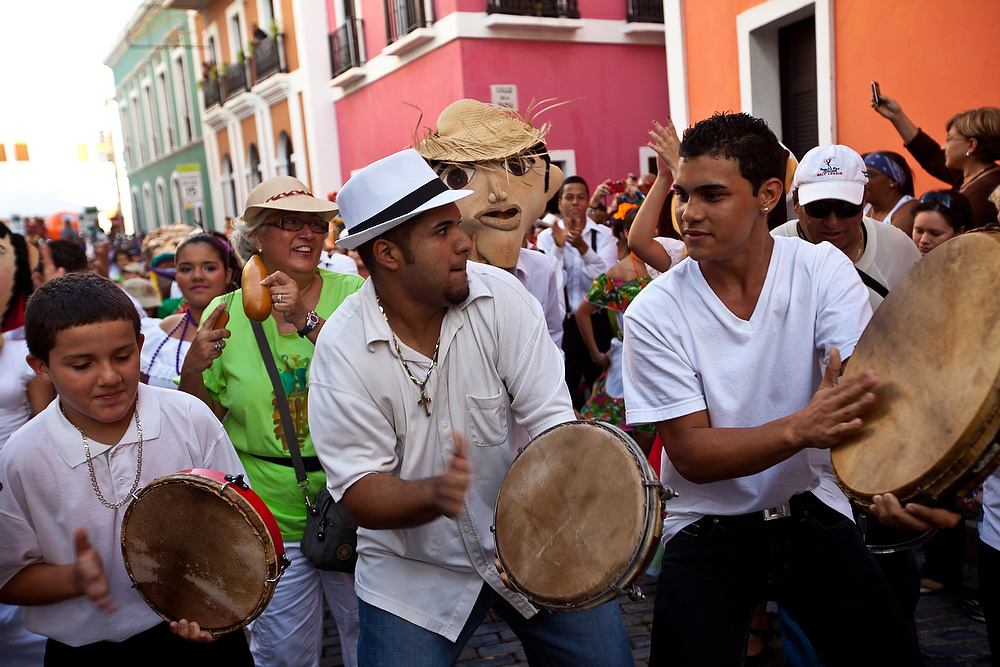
top-left (269, 18), bottom-right (280, 39)
top-left (236, 48), bottom-right (245, 64)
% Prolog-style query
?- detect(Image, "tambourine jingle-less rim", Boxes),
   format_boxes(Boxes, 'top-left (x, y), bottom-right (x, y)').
top-left (121, 471), bottom-right (282, 634)
top-left (494, 420), bottom-right (662, 611)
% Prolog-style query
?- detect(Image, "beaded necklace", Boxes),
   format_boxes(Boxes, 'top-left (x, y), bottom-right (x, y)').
top-left (148, 309), bottom-right (195, 377)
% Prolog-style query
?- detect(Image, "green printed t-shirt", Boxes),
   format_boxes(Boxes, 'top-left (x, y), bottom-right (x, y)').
top-left (203, 269), bottom-right (365, 540)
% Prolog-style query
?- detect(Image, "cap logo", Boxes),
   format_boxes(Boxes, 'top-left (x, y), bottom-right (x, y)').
top-left (818, 158), bottom-right (843, 177)
top-left (265, 189), bottom-right (313, 203)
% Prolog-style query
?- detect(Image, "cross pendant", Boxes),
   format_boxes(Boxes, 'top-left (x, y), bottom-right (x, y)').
top-left (417, 392), bottom-right (432, 416)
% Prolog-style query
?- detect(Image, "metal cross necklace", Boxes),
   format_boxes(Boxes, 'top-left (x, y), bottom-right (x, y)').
top-left (376, 292), bottom-right (440, 416)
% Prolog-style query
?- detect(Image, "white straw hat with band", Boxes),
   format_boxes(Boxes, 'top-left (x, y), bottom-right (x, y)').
top-left (336, 149), bottom-right (472, 250)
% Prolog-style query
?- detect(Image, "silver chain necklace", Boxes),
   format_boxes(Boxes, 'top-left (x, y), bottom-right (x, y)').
top-left (61, 401), bottom-right (143, 509)
top-left (376, 292), bottom-right (440, 417)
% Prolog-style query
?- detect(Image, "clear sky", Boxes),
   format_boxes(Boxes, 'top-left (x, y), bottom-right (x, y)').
top-left (0, 0), bottom-right (144, 161)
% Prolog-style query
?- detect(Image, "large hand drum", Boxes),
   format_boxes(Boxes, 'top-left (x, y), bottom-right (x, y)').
top-left (493, 421), bottom-right (674, 611)
top-left (121, 469), bottom-right (288, 634)
top-left (833, 231), bottom-right (1000, 505)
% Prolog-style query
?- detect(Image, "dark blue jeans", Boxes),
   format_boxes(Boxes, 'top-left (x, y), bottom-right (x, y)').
top-left (358, 583), bottom-right (633, 666)
top-left (648, 493), bottom-right (923, 666)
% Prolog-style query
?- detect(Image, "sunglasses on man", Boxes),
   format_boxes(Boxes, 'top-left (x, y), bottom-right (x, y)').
top-left (265, 217), bottom-right (330, 234)
top-left (802, 200), bottom-right (864, 219)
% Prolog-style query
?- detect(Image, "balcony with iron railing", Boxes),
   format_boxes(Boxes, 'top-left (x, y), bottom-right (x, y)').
top-left (330, 19), bottom-right (364, 78)
top-left (385, 0), bottom-right (429, 44)
top-left (223, 61), bottom-right (250, 103)
top-left (203, 77), bottom-right (221, 109)
top-left (253, 34), bottom-right (286, 82)
top-left (486, 0), bottom-right (579, 19)
top-left (626, 0), bottom-right (663, 23)
top-left (202, 35), bottom-right (287, 110)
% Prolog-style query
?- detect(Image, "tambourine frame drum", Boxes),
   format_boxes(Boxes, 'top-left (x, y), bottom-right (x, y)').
top-left (121, 469), bottom-right (286, 634)
top-left (493, 420), bottom-right (669, 611)
top-left (833, 231), bottom-right (1000, 507)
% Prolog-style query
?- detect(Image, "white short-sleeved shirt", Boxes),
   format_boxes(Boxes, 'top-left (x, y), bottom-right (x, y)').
top-left (623, 236), bottom-right (872, 541)
top-left (513, 247), bottom-right (565, 349)
top-left (536, 218), bottom-right (618, 312)
top-left (0, 384), bottom-right (245, 646)
top-left (0, 330), bottom-right (36, 448)
top-left (309, 262), bottom-right (574, 641)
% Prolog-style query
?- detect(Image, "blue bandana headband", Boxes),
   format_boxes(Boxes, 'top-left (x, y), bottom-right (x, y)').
top-left (864, 153), bottom-right (906, 186)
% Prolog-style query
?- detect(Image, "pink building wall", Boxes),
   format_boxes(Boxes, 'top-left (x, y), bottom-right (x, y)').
top-left (335, 38), bottom-right (669, 187)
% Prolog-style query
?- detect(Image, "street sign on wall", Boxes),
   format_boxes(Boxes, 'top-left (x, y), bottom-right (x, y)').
top-left (177, 164), bottom-right (203, 209)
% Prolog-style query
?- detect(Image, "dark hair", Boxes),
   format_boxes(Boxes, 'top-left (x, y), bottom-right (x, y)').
top-left (913, 190), bottom-right (973, 233)
top-left (678, 112), bottom-right (784, 195)
top-left (175, 232), bottom-right (240, 293)
top-left (0, 222), bottom-right (35, 329)
top-left (356, 215), bottom-right (422, 275)
top-left (558, 175), bottom-right (590, 199)
top-left (25, 273), bottom-right (140, 363)
top-left (46, 239), bottom-right (88, 273)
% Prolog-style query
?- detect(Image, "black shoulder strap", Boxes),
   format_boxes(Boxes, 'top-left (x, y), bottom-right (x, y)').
top-left (591, 228), bottom-right (597, 251)
top-left (251, 321), bottom-right (308, 485)
top-left (856, 268), bottom-right (889, 298)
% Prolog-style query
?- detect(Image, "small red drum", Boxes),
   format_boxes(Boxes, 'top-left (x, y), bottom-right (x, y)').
top-left (121, 469), bottom-right (288, 634)
top-left (493, 421), bottom-right (674, 611)
top-left (833, 231), bottom-right (1000, 506)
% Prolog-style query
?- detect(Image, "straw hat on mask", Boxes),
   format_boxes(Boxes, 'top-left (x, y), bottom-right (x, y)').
top-left (413, 99), bottom-right (557, 164)
top-left (242, 175), bottom-right (339, 222)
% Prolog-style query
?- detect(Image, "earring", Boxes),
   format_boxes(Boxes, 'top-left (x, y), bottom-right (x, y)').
top-left (966, 151), bottom-right (971, 157)
top-left (763, 207), bottom-right (769, 212)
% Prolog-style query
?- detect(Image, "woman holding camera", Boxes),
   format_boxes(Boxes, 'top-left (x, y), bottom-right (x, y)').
top-left (872, 90), bottom-right (1000, 229)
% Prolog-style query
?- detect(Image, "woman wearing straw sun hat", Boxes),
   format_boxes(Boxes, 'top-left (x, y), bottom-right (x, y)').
top-left (178, 175), bottom-right (364, 667)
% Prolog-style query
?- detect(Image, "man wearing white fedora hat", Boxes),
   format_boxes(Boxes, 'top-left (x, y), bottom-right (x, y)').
top-left (309, 148), bottom-right (632, 665)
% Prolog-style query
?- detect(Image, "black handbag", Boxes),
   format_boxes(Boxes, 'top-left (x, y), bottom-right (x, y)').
top-left (251, 321), bottom-right (358, 573)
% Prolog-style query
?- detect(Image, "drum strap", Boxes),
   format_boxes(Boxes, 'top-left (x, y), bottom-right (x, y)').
top-left (251, 322), bottom-right (311, 493)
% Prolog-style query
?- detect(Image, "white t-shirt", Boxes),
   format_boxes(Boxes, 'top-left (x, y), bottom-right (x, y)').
top-left (0, 330), bottom-right (36, 449)
top-left (140, 323), bottom-right (191, 389)
top-left (623, 236), bottom-right (872, 541)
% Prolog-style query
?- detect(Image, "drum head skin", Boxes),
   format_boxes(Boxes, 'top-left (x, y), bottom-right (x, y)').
top-left (494, 421), bottom-right (657, 609)
top-left (121, 472), bottom-right (281, 634)
top-left (833, 232), bottom-right (1000, 504)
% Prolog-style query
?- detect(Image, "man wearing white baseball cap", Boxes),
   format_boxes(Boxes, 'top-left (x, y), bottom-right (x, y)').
top-left (773, 143), bottom-right (919, 311)
top-left (309, 149), bottom-right (631, 665)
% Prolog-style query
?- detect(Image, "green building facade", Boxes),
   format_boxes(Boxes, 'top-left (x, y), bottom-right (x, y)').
top-left (107, 5), bottom-right (214, 234)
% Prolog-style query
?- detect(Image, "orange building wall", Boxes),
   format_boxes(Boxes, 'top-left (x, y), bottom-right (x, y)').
top-left (241, 116), bottom-right (258, 159)
top-left (834, 0), bottom-right (1000, 194)
top-left (683, 0), bottom-right (999, 196)
top-left (271, 99), bottom-right (291, 146)
top-left (280, 0), bottom-right (299, 72)
top-left (683, 0), bottom-right (761, 126)
top-left (216, 128), bottom-right (230, 167)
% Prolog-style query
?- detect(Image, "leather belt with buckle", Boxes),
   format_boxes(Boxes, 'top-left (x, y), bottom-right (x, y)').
top-left (762, 502), bottom-right (792, 521)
